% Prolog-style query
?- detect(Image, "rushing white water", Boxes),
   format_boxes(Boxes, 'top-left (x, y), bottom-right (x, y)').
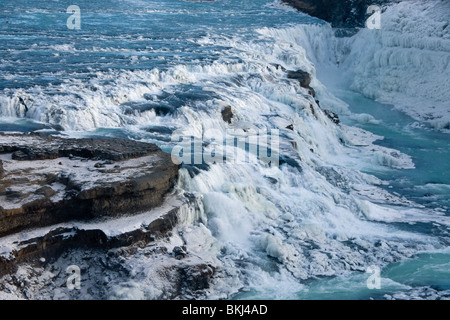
top-left (170, 1), bottom-right (450, 299)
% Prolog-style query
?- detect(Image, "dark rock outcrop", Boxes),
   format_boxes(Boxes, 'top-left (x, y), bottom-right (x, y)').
top-left (1, 132), bottom-right (160, 161)
top-left (0, 191), bottom-right (218, 299)
top-left (177, 264), bottom-right (215, 293)
top-left (286, 124), bottom-right (294, 131)
top-left (287, 70), bottom-right (311, 87)
top-left (324, 109), bottom-right (341, 125)
top-left (221, 106), bottom-right (234, 124)
top-left (0, 198), bottom-right (184, 277)
top-left (173, 246), bottom-right (188, 260)
top-left (281, 0), bottom-right (391, 28)
top-left (288, 69), bottom-right (316, 97)
top-left (0, 132), bottom-right (180, 237)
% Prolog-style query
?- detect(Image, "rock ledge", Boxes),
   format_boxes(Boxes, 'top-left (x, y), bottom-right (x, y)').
top-left (0, 133), bottom-right (180, 237)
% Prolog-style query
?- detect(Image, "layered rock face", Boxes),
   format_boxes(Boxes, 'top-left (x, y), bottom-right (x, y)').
top-left (281, 0), bottom-right (391, 28)
top-left (0, 133), bottom-right (221, 299)
top-left (0, 133), bottom-right (180, 237)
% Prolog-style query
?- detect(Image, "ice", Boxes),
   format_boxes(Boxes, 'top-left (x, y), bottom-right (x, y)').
top-left (263, 1), bottom-right (450, 131)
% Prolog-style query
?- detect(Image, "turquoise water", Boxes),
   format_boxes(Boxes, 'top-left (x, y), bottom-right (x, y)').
top-left (297, 250), bottom-right (450, 299)
top-left (0, 0), bottom-right (318, 91)
top-left (237, 90), bottom-right (450, 300)
top-left (323, 89), bottom-right (450, 300)
top-left (336, 89), bottom-right (450, 216)
top-left (233, 88), bottom-right (450, 300)
top-left (234, 249), bottom-right (450, 300)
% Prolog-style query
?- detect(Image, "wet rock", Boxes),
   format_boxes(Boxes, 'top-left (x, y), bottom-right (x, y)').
top-left (182, 163), bottom-right (210, 178)
top-left (264, 176), bottom-right (278, 184)
top-left (11, 150), bottom-right (28, 161)
top-left (35, 186), bottom-right (56, 198)
top-left (279, 155), bottom-right (302, 172)
top-left (221, 106), bottom-right (234, 124)
top-left (17, 97), bottom-right (28, 116)
top-left (173, 246), bottom-right (187, 260)
top-left (178, 264), bottom-right (215, 293)
top-left (5, 189), bottom-right (22, 200)
top-left (287, 70), bottom-right (311, 87)
top-left (324, 109), bottom-right (341, 125)
top-left (286, 124), bottom-right (294, 131)
top-left (94, 162), bottom-right (105, 168)
top-left (271, 63), bottom-right (287, 72)
top-left (310, 103), bottom-right (316, 116)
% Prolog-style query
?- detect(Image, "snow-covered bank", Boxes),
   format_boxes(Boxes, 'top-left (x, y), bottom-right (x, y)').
top-left (295, 0), bottom-right (450, 130)
top-left (345, 0), bottom-right (450, 130)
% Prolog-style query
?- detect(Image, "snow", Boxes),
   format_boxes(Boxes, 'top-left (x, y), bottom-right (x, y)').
top-left (271, 1), bottom-right (450, 131)
top-left (0, 151), bottom-right (158, 210)
top-left (341, 0), bottom-right (449, 130)
top-left (0, 192), bottom-right (238, 300)
top-left (348, 6), bottom-right (449, 128)
top-left (0, 192), bottom-right (182, 257)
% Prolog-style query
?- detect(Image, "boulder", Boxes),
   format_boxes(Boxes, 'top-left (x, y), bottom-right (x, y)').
top-left (324, 109), bottom-right (341, 125)
top-left (221, 106), bottom-right (234, 124)
top-left (173, 246), bottom-right (187, 260)
top-left (287, 69), bottom-right (316, 97)
top-left (287, 70), bottom-right (311, 87)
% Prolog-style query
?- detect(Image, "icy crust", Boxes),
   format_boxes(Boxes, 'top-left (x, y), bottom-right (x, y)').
top-left (340, 125), bottom-right (415, 170)
top-left (0, 193), bottom-right (239, 300)
top-left (0, 153), bottom-right (158, 209)
top-left (341, 0), bottom-right (450, 130)
top-left (266, 1), bottom-right (450, 131)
